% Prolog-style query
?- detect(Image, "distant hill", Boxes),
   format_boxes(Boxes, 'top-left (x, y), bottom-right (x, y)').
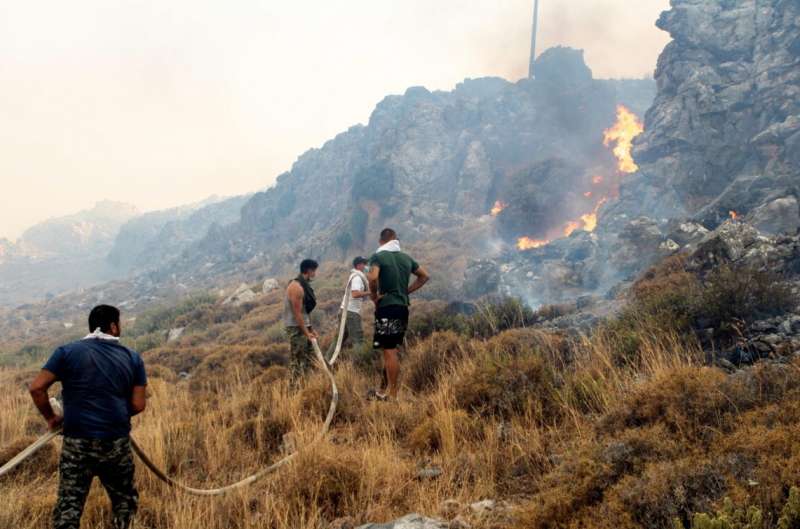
top-left (0, 196), bottom-right (248, 306)
top-left (108, 194), bottom-right (251, 273)
top-left (17, 200), bottom-right (139, 259)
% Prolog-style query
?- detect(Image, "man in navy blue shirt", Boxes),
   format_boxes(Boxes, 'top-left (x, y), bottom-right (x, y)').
top-left (29, 304), bottom-right (147, 529)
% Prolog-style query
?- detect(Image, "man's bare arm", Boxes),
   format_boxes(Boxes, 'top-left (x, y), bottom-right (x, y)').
top-left (367, 264), bottom-right (381, 303)
top-left (408, 266), bottom-right (430, 295)
top-left (130, 385), bottom-right (147, 416)
top-left (288, 282), bottom-right (317, 339)
top-left (29, 369), bottom-right (62, 431)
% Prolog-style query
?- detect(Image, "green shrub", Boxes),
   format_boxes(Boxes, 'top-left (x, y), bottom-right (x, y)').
top-left (779, 486), bottom-right (800, 529)
top-left (131, 293), bottom-right (217, 336)
top-left (676, 497), bottom-right (765, 529)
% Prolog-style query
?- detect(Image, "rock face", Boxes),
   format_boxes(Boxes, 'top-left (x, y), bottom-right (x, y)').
top-left (161, 47), bottom-right (654, 284)
top-left (610, 0), bottom-right (800, 230)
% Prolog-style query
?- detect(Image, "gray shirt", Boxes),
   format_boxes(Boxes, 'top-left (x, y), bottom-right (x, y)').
top-left (283, 282), bottom-right (311, 328)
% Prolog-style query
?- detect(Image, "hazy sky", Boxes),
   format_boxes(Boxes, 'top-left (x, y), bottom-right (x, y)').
top-left (0, 0), bottom-right (670, 240)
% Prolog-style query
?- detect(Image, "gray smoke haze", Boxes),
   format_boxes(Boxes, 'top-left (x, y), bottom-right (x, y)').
top-left (0, 1), bottom-right (669, 240)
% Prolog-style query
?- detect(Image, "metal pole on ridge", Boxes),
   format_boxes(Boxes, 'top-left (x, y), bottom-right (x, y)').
top-left (529, 0), bottom-right (540, 79)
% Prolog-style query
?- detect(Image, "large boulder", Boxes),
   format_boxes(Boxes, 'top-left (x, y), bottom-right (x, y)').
top-left (749, 196), bottom-right (800, 236)
top-left (691, 220), bottom-right (777, 271)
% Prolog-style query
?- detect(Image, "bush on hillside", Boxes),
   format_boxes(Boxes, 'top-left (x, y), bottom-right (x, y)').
top-left (131, 293), bottom-right (217, 336)
top-left (405, 331), bottom-right (471, 392)
top-left (407, 296), bottom-right (535, 341)
top-left (602, 257), bottom-right (796, 365)
top-left (698, 265), bottom-right (795, 327)
top-left (275, 450), bottom-right (363, 520)
top-left (678, 497), bottom-right (765, 529)
top-left (454, 350), bottom-right (559, 422)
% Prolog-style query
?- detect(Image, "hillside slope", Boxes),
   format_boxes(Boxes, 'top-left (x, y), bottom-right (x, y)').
top-left (151, 48), bottom-right (654, 288)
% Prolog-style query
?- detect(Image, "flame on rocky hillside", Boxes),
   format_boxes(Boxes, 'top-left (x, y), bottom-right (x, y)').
top-left (515, 108), bottom-right (643, 251)
top-left (491, 200), bottom-right (507, 216)
top-left (517, 236), bottom-right (550, 250)
top-left (603, 105), bottom-right (644, 173)
top-left (729, 210), bottom-right (739, 221)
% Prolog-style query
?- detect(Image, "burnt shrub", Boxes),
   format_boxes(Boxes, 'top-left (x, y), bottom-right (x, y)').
top-left (229, 413), bottom-right (292, 463)
top-left (405, 331), bottom-right (471, 393)
top-left (601, 366), bottom-right (734, 442)
top-left (615, 458), bottom-right (726, 529)
top-left (697, 265), bottom-right (795, 327)
top-left (276, 450), bottom-right (362, 519)
top-left (407, 296), bottom-right (535, 341)
top-left (404, 409), bottom-right (482, 454)
top-left (454, 349), bottom-right (559, 422)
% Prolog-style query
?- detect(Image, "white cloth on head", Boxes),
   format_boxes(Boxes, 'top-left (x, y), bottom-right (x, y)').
top-left (82, 328), bottom-right (120, 341)
top-left (375, 239), bottom-right (401, 254)
top-left (343, 269), bottom-right (368, 313)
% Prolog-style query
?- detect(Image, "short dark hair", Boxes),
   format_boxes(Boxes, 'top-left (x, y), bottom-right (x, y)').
top-left (300, 259), bottom-right (319, 274)
top-left (88, 305), bottom-right (120, 333)
top-left (379, 228), bottom-right (397, 242)
top-left (352, 256), bottom-right (368, 268)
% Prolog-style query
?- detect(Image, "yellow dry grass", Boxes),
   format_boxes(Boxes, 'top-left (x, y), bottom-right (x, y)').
top-left (1, 282), bottom-right (799, 528)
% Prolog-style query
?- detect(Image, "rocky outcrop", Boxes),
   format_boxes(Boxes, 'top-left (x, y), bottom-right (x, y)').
top-left (161, 48), bottom-right (654, 285)
top-left (610, 0), bottom-right (800, 231)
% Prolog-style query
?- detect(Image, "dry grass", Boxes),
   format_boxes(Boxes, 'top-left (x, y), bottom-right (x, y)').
top-left (1, 279), bottom-right (800, 529)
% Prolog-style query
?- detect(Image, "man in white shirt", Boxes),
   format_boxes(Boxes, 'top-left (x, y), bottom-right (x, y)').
top-left (337, 256), bottom-right (370, 355)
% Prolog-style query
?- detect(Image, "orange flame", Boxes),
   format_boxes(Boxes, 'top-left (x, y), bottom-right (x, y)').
top-left (580, 212), bottom-right (598, 232)
top-left (490, 200), bottom-right (507, 216)
top-left (603, 105), bottom-right (644, 173)
top-left (592, 175), bottom-right (604, 185)
top-left (729, 210), bottom-right (738, 221)
top-left (517, 236), bottom-right (550, 250)
top-left (563, 220), bottom-right (581, 237)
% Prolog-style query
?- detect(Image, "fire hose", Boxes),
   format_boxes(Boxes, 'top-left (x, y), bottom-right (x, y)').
top-left (0, 275), bottom-right (362, 495)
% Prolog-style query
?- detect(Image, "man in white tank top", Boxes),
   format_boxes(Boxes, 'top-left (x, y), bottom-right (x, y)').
top-left (336, 256), bottom-right (370, 355)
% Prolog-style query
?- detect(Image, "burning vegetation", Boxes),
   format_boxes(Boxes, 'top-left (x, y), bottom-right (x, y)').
top-left (506, 106), bottom-right (644, 251)
top-left (516, 236), bottom-right (550, 250)
top-left (603, 104), bottom-right (645, 174)
top-left (490, 201), bottom-right (507, 217)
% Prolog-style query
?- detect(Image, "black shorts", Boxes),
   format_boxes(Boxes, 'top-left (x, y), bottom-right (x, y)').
top-left (373, 305), bottom-right (409, 349)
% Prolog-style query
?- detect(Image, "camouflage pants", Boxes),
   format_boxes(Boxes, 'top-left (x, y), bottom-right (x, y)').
top-left (286, 326), bottom-right (316, 381)
top-left (326, 312), bottom-right (364, 361)
top-left (53, 437), bottom-right (138, 529)
top-left (344, 311), bottom-right (364, 349)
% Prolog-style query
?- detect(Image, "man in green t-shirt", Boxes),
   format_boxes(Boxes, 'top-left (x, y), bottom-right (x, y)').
top-left (367, 228), bottom-right (429, 400)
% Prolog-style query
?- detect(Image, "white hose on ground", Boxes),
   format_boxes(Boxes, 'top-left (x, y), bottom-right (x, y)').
top-left (130, 337), bottom-right (337, 496)
top-left (0, 274), bottom-right (359, 494)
